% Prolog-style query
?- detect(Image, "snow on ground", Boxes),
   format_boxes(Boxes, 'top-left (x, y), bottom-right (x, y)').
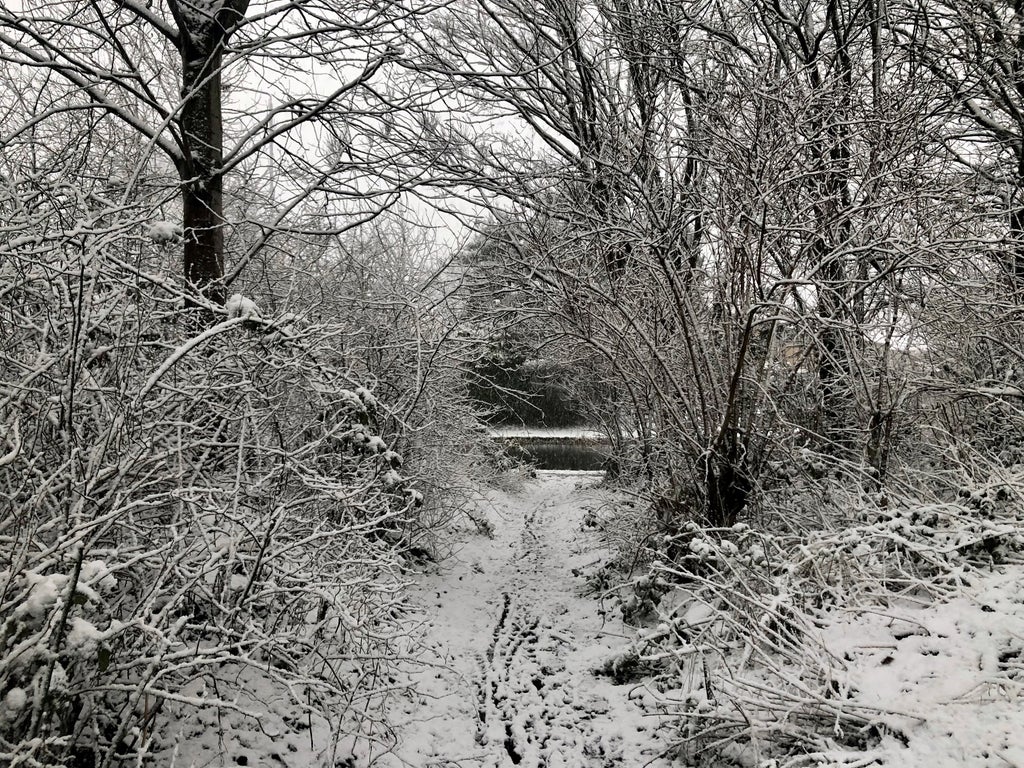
top-left (820, 566), bottom-right (1024, 768)
top-left (146, 473), bottom-right (1024, 767)
top-left (372, 474), bottom-right (1024, 768)
top-left (160, 665), bottom-right (341, 768)
top-left (487, 428), bottom-right (608, 441)
top-left (372, 472), bottom-right (672, 768)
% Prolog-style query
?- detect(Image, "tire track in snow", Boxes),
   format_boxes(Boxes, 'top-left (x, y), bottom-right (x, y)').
top-left (377, 475), bottom-right (668, 768)
top-left (473, 491), bottom-right (624, 768)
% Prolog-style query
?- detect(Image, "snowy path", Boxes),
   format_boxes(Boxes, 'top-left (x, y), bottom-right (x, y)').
top-left (376, 473), bottom-right (670, 768)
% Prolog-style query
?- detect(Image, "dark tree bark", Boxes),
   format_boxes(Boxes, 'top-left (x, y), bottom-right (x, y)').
top-left (1011, 149), bottom-right (1024, 293)
top-left (758, 0), bottom-right (859, 443)
top-left (167, 0), bottom-right (250, 307)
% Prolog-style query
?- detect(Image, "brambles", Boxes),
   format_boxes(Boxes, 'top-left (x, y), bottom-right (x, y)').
top-left (0, 169), bottom-right (457, 765)
top-left (601, 458), bottom-right (1024, 766)
top-left (0, 279), bottom-right (423, 765)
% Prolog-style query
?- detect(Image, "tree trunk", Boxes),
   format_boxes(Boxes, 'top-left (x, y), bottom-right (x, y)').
top-left (168, 0), bottom-right (250, 308)
top-left (814, 0), bottom-right (856, 447)
top-left (179, 47), bottom-right (226, 306)
top-left (1010, 149), bottom-right (1024, 297)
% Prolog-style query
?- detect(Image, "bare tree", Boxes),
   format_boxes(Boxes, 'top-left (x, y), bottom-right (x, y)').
top-left (0, 0), bottom-right (421, 307)
top-left (406, 0), bottom-right (970, 524)
top-left (894, 0), bottom-right (1024, 292)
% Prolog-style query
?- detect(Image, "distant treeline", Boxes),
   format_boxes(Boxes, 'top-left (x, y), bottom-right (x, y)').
top-left (468, 355), bottom-right (587, 428)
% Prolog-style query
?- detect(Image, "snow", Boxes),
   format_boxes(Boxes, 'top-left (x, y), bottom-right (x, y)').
top-left (17, 475), bottom-right (1008, 768)
top-left (816, 566), bottom-right (1024, 768)
top-left (155, 665), bottom-right (340, 768)
top-left (80, 560), bottom-right (117, 592)
top-left (488, 427), bottom-right (607, 440)
top-left (146, 220), bottom-right (182, 243)
top-left (338, 388), bottom-right (364, 413)
top-left (225, 293), bottom-right (262, 321)
top-left (15, 571), bottom-right (69, 619)
top-left (371, 476), bottom-right (1024, 768)
top-left (47, 662), bottom-right (69, 695)
top-left (373, 473), bottom-right (673, 767)
top-left (65, 617), bottom-right (104, 654)
top-left (4, 687), bottom-right (26, 712)
top-left (355, 386), bottom-right (377, 409)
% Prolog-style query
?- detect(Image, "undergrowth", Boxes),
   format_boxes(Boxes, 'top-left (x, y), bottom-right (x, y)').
top-left (599, 457), bottom-right (1024, 767)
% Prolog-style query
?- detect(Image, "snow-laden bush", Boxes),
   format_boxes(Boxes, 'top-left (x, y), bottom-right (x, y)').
top-left (252, 219), bottom-right (501, 547)
top-left (0, 185), bottom-right (423, 766)
top-left (607, 464), bottom-right (1024, 767)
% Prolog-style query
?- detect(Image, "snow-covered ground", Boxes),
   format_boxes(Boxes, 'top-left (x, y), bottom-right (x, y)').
top-left (820, 566), bottom-right (1024, 768)
top-left (487, 428), bottom-right (608, 441)
top-left (368, 474), bottom-right (1024, 768)
top-left (372, 473), bottom-right (671, 768)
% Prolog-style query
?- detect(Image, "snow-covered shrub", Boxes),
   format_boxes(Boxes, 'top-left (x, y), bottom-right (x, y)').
top-left (242, 218), bottom-right (498, 552)
top-left (0, 182), bottom-right (422, 766)
top-left (611, 462), bottom-right (1024, 767)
